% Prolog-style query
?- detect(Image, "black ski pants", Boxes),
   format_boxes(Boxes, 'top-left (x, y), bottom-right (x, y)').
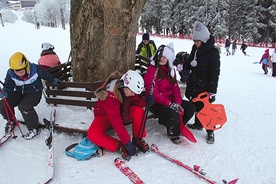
top-left (262, 63), bottom-right (268, 74)
top-left (149, 100), bottom-right (196, 138)
top-left (272, 63), bottom-right (276, 77)
top-left (0, 91), bottom-right (42, 130)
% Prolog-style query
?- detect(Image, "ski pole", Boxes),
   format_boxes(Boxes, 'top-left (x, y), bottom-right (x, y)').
top-left (137, 101), bottom-right (149, 139)
top-left (137, 65), bottom-right (158, 139)
top-left (2, 98), bottom-right (24, 137)
top-left (0, 85), bottom-right (24, 137)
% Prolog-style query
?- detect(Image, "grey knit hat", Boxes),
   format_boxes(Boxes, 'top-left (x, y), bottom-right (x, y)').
top-left (192, 22), bottom-right (210, 43)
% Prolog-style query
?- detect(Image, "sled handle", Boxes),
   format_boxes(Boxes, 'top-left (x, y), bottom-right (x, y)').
top-left (192, 92), bottom-right (210, 103)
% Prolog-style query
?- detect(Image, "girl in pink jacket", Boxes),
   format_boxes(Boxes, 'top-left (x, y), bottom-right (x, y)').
top-left (259, 49), bottom-right (270, 74)
top-left (144, 43), bottom-right (195, 144)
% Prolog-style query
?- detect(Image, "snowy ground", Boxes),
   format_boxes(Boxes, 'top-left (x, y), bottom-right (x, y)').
top-left (0, 16), bottom-right (276, 184)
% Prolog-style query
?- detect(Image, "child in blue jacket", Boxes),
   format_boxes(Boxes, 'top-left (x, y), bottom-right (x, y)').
top-left (0, 52), bottom-right (60, 139)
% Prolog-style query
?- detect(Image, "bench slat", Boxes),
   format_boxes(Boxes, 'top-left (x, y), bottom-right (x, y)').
top-left (45, 98), bottom-right (97, 108)
top-left (45, 89), bottom-right (96, 98)
top-left (45, 81), bottom-right (102, 90)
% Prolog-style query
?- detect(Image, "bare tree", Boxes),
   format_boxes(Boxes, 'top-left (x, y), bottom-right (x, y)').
top-left (70, 0), bottom-right (147, 82)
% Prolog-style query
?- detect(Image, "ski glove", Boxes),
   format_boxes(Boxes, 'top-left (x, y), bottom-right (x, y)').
top-left (125, 141), bottom-right (137, 156)
top-left (52, 78), bottom-right (60, 86)
top-left (208, 93), bottom-right (216, 103)
top-left (169, 103), bottom-right (182, 114)
top-left (0, 91), bottom-right (7, 99)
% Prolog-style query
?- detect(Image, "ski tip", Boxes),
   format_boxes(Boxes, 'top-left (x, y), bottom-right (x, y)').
top-left (114, 157), bottom-right (121, 163)
top-left (150, 144), bottom-right (158, 151)
top-left (228, 178), bottom-right (239, 184)
top-left (44, 178), bottom-right (52, 184)
top-left (223, 178), bottom-right (239, 184)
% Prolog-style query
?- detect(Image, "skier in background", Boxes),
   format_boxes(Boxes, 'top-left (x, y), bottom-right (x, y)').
top-left (0, 12), bottom-right (4, 27)
top-left (225, 38), bottom-right (231, 56)
top-left (38, 42), bottom-right (61, 70)
top-left (240, 42), bottom-right (248, 56)
top-left (259, 49), bottom-right (270, 74)
top-left (271, 47), bottom-right (276, 77)
top-left (232, 40), bottom-right (237, 55)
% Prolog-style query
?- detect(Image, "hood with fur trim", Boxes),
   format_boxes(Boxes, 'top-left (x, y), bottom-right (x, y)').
top-left (94, 70), bottom-right (122, 101)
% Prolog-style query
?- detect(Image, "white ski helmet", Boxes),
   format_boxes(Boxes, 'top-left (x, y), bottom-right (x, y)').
top-left (41, 42), bottom-right (54, 51)
top-left (120, 70), bottom-right (144, 94)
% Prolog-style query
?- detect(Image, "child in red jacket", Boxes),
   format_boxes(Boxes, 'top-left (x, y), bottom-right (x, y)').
top-left (87, 70), bottom-right (148, 161)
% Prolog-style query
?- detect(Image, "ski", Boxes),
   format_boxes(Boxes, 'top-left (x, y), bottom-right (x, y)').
top-left (44, 109), bottom-right (56, 184)
top-left (0, 133), bottom-right (13, 146)
top-left (151, 144), bottom-right (238, 184)
top-left (114, 157), bottom-right (145, 184)
top-left (0, 98), bottom-right (23, 147)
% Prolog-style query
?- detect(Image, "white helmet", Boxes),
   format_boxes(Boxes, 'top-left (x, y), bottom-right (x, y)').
top-left (120, 70), bottom-right (144, 94)
top-left (41, 42), bottom-right (54, 51)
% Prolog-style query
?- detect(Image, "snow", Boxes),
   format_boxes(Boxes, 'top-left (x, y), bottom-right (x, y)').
top-left (1, 17), bottom-right (276, 184)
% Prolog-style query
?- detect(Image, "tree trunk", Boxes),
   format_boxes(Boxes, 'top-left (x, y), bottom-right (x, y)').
top-left (60, 8), bottom-right (65, 30)
top-left (70, 0), bottom-right (147, 82)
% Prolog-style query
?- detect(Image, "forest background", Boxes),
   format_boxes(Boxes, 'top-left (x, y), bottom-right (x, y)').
top-left (0, 0), bottom-right (275, 44)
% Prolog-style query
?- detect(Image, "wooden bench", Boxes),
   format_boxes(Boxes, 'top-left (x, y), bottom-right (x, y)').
top-left (134, 54), bottom-right (151, 75)
top-left (46, 61), bottom-right (72, 81)
top-left (43, 61), bottom-right (156, 135)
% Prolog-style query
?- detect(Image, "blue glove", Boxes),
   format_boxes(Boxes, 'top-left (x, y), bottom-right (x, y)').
top-left (169, 103), bottom-right (182, 114)
top-left (0, 91), bottom-right (7, 99)
top-left (146, 94), bottom-right (154, 105)
top-left (124, 141), bottom-right (137, 156)
top-left (52, 78), bottom-right (60, 85)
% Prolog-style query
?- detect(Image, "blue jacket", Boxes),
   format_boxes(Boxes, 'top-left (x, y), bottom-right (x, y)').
top-left (3, 63), bottom-right (55, 98)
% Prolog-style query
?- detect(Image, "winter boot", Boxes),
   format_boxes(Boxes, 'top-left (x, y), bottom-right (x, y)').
top-left (170, 137), bottom-right (181, 145)
top-left (132, 138), bottom-right (149, 153)
top-left (206, 131), bottom-right (215, 144)
top-left (5, 121), bottom-right (16, 134)
top-left (116, 142), bottom-right (131, 161)
top-left (187, 123), bottom-right (203, 130)
top-left (24, 128), bottom-right (39, 140)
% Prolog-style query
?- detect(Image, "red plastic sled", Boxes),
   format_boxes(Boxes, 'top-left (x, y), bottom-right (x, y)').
top-left (192, 92), bottom-right (227, 131)
top-left (179, 110), bottom-right (197, 143)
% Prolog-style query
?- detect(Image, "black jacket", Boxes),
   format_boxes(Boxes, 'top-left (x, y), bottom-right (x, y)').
top-left (184, 36), bottom-right (220, 100)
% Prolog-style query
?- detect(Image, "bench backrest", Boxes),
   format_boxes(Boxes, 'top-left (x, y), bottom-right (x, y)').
top-left (44, 81), bottom-right (103, 109)
top-left (46, 61), bottom-right (72, 81)
top-left (44, 61), bottom-right (104, 109)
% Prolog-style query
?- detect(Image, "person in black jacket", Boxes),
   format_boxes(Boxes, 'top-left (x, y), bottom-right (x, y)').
top-left (225, 38), bottom-right (231, 56)
top-left (184, 22), bottom-right (221, 144)
top-left (0, 52), bottom-right (60, 140)
top-left (240, 42), bottom-right (248, 56)
top-left (232, 40), bottom-right (237, 55)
